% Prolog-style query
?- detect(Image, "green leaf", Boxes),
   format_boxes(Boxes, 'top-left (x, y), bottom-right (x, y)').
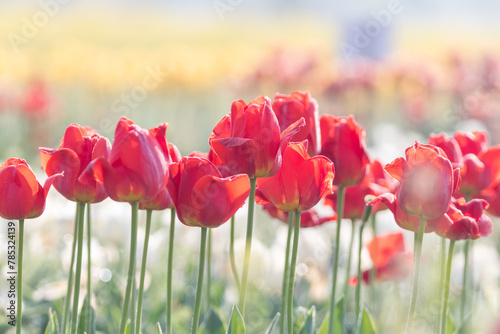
top-left (318, 297), bottom-right (344, 334)
top-left (199, 308), bottom-right (225, 334)
top-left (156, 322), bottom-right (164, 334)
top-left (446, 310), bottom-right (457, 334)
top-left (78, 295), bottom-right (96, 334)
top-left (125, 321), bottom-right (131, 334)
top-left (225, 305), bottom-right (245, 334)
top-left (44, 308), bottom-right (59, 334)
top-left (359, 308), bottom-right (376, 334)
top-left (264, 312), bottom-right (280, 334)
top-left (298, 306), bottom-right (316, 334)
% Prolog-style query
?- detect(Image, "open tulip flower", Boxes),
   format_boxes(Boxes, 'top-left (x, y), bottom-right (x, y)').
top-left (272, 91), bottom-right (320, 156)
top-left (40, 124), bottom-right (110, 203)
top-left (429, 132), bottom-right (464, 169)
top-left (82, 117), bottom-right (169, 203)
top-left (168, 156), bottom-right (250, 228)
top-left (349, 232), bottom-right (412, 285)
top-left (209, 96), bottom-right (305, 178)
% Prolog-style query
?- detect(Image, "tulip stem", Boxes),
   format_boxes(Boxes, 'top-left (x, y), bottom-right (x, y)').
top-left (136, 209), bottom-right (153, 334)
top-left (280, 213), bottom-right (294, 334)
top-left (355, 222), bottom-right (365, 329)
top-left (328, 185), bottom-right (345, 334)
top-left (229, 215), bottom-right (240, 292)
top-left (166, 208), bottom-right (176, 334)
top-left (130, 271), bottom-right (137, 334)
top-left (16, 219), bottom-right (24, 334)
top-left (206, 228), bottom-right (212, 311)
top-left (119, 202), bottom-right (139, 334)
top-left (287, 211), bottom-right (301, 333)
top-left (405, 217), bottom-right (426, 333)
top-left (86, 204), bottom-right (92, 333)
top-left (369, 214), bottom-right (377, 304)
top-left (62, 203), bottom-right (79, 333)
top-left (191, 228), bottom-right (208, 334)
top-left (437, 238), bottom-right (447, 333)
top-left (344, 220), bottom-right (356, 308)
top-left (441, 240), bottom-right (455, 334)
top-left (239, 177), bottom-right (257, 316)
top-left (460, 240), bottom-right (469, 332)
top-left (71, 202), bottom-right (86, 334)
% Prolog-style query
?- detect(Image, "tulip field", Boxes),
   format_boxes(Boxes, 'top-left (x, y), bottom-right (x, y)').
top-left (2, 3), bottom-right (500, 334)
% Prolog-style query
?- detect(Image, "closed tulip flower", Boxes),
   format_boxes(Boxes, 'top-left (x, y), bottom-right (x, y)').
top-left (40, 124), bottom-right (110, 203)
top-left (0, 158), bottom-right (60, 220)
top-left (256, 141), bottom-right (334, 212)
top-left (167, 156), bottom-right (250, 228)
top-left (81, 117), bottom-right (169, 203)
top-left (320, 115), bottom-right (370, 187)
top-left (272, 91), bottom-right (320, 156)
top-left (385, 142), bottom-right (460, 220)
top-left (209, 96), bottom-right (304, 178)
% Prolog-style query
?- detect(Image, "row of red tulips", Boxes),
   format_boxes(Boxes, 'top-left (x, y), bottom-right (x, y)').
top-left (1, 91), bottom-right (498, 333)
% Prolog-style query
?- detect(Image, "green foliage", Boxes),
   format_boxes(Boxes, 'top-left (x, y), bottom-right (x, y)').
top-left (264, 312), bottom-right (280, 334)
top-left (199, 308), bottom-right (225, 334)
top-left (78, 294), bottom-right (96, 334)
top-left (318, 297), bottom-right (344, 334)
top-left (298, 306), bottom-right (316, 334)
top-left (359, 308), bottom-right (376, 334)
top-left (44, 308), bottom-right (59, 334)
top-left (226, 305), bottom-right (246, 334)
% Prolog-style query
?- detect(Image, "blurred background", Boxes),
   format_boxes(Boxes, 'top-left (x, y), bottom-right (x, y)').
top-left (1, 0), bottom-right (500, 333)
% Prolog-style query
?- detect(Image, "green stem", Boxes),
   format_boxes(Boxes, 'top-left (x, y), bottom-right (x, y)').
top-left (441, 240), bottom-right (455, 334)
top-left (130, 272), bottom-right (136, 334)
top-left (71, 202), bottom-right (86, 334)
top-left (229, 215), bottom-right (240, 292)
top-left (437, 238), bottom-right (447, 333)
top-left (62, 203), bottom-right (79, 333)
top-left (355, 223), bottom-right (365, 328)
top-left (136, 209), bottom-right (153, 334)
top-left (86, 204), bottom-right (92, 333)
top-left (191, 228), bottom-right (208, 334)
top-left (239, 177), bottom-right (257, 315)
top-left (328, 185), bottom-right (345, 334)
top-left (119, 202), bottom-right (139, 334)
top-left (344, 220), bottom-right (356, 306)
top-left (206, 228), bottom-right (212, 311)
top-left (460, 240), bottom-right (469, 326)
top-left (405, 217), bottom-right (426, 333)
top-left (369, 214), bottom-right (377, 301)
top-left (287, 211), bottom-right (301, 333)
top-left (280, 213), bottom-right (294, 334)
top-left (16, 219), bottom-right (24, 334)
top-left (166, 208), bottom-right (176, 334)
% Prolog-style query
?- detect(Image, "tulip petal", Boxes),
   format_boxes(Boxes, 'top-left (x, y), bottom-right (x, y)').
top-left (0, 164), bottom-right (38, 219)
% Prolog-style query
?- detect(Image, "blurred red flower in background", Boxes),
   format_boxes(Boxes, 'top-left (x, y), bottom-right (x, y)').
top-left (0, 158), bottom-right (60, 220)
top-left (40, 124), bottom-right (110, 203)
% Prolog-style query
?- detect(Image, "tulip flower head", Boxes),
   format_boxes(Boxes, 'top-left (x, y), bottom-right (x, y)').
top-left (167, 156), bottom-right (250, 228)
top-left (210, 96), bottom-right (305, 178)
top-left (0, 158), bottom-right (60, 220)
top-left (320, 115), bottom-right (370, 187)
top-left (40, 124), bottom-right (110, 203)
top-left (255, 141), bottom-right (334, 212)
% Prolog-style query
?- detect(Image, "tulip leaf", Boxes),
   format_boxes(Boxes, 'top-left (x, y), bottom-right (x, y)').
top-left (447, 310), bottom-right (458, 334)
top-left (199, 307), bottom-right (225, 334)
top-left (359, 308), bottom-right (376, 334)
top-left (264, 312), bottom-right (280, 334)
top-left (156, 322), bottom-right (163, 334)
top-left (44, 308), bottom-right (59, 334)
top-left (318, 297), bottom-right (344, 334)
top-left (298, 305), bottom-right (316, 334)
top-left (225, 305), bottom-right (245, 334)
top-left (78, 295), bottom-right (96, 334)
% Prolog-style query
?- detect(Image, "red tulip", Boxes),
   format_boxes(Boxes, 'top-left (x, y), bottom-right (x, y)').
top-left (139, 143), bottom-right (182, 211)
top-left (0, 158), bottom-right (60, 220)
top-left (368, 192), bottom-right (451, 233)
top-left (385, 142), bottom-right (460, 219)
top-left (261, 203), bottom-right (336, 228)
top-left (81, 117), bottom-right (169, 203)
top-left (349, 232), bottom-right (412, 285)
top-left (454, 131), bottom-right (488, 156)
top-left (209, 96), bottom-right (305, 178)
top-left (255, 141), bottom-right (334, 212)
top-left (167, 157), bottom-right (250, 228)
top-left (40, 124), bottom-right (110, 203)
top-left (435, 198), bottom-right (492, 240)
top-left (272, 91), bottom-right (320, 156)
top-left (319, 115), bottom-right (370, 187)
top-left (458, 148), bottom-right (500, 197)
top-left (428, 132), bottom-right (464, 169)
